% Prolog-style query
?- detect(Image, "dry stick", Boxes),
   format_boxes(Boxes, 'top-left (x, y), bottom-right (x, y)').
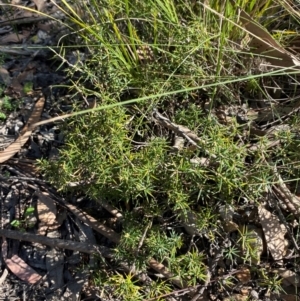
top-left (95, 199), bottom-right (123, 220)
top-left (0, 15), bottom-right (51, 26)
top-left (144, 284), bottom-right (204, 301)
top-left (260, 96), bottom-right (300, 129)
top-left (0, 175), bottom-right (46, 183)
top-left (0, 45), bottom-right (57, 57)
top-left (35, 190), bottom-right (121, 244)
top-left (30, 188), bottom-right (154, 287)
top-left (4, 165), bottom-right (27, 177)
top-left (153, 109), bottom-right (217, 159)
top-left (135, 219), bottom-right (153, 256)
top-left (144, 269), bottom-right (242, 301)
top-left (148, 258), bottom-right (185, 289)
top-left (0, 229), bottom-right (103, 254)
top-left (248, 140), bottom-right (280, 152)
top-left (62, 202), bottom-right (121, 242)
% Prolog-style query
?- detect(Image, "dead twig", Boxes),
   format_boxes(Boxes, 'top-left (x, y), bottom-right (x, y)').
top-left (135, 219), bottom-right (153, 256)
top-left (148, 258), bottom-right (186, 289)
top-left (248, 139), bottom-right (280, 152)
top-left (153, 109), bottom-right (217, 159)
top-left (0, 15), bottom-right (50, 27)
top-left (96, 199), bottom-right (123, 220)
top-left (0, 229), bottom-right (103, 254)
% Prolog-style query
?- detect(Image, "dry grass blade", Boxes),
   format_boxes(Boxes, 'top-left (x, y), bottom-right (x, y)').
top-left (230, 0), bottom-right (300, 68)
top-left (32, 0), bottom-right (47, 12)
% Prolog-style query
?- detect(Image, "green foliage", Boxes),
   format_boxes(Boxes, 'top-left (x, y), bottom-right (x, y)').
top-left (11, 206), bottom-right (36, 230)
top-left (36, 0), bottom-right (300, 298)
top-left (1, 96), bottom-right (12, 111)
top-left (237, 225), bottom-right (261, 265)
top-left (0, 112), bottom-right (6, 120)
top-left (23, 82), bottom-right (33, 94)
top-left (0, 94), bottom-right (22, 120)
top-left (0, 95), bottom-right (14, 119)
top-left (169, 250), bottom-right (207, 286)
top-left (258, 269), bottom-right (284, 294)
top-left (106, 273), bottom-right (143, 301)
top-left (40, 102), bottom-right (269, 211)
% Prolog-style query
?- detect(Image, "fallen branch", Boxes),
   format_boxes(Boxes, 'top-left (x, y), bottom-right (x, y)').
top-left (0, 229), bottom-right (104, 254)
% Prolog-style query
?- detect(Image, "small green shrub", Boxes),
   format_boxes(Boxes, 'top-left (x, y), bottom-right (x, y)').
top-left (0, 95), bottom-right (14, 119)
top-left (37, 0), bottom-right (300, 298)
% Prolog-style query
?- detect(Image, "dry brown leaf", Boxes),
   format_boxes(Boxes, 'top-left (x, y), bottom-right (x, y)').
top-left (0, 66), bottom-right (11, 86)
top-left (0, 31), bottom-right (31, 44)
top-left (223, 220), bottom-right (239, 233)
top-left (235, 5), bottom-right (300, 67)
top-left (10, 76), bottom-right (24, 97)
top-left (8, 68), bottom-right (35, 97)
top-left (281, 294), bottom-right (299, 301)
top-left (236, 267), bottom-right (251, 284)
top-left (5, 254), bottom-right (41, 284)
top-left (274, 268), bottom-right (300, 287)
top-left (32, 0), bottom-right (47, 12)
top-left (258, 206), bottom-right (288, 260)
top-left (36, 191), bottom-right (59, 235)
top-left (0, 67), bottom-right (11, 86)
top-left (0, 96), bottom-right (45, 163)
